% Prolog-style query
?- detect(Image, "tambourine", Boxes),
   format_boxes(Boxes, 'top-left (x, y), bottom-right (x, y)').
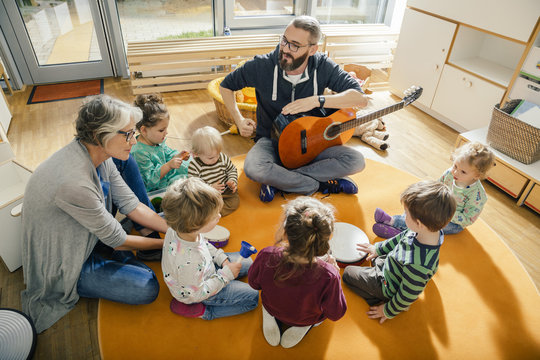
top-left (329, 222), bottom-right (370, 268)
top-left (202, 225), bottom-right (230, 248)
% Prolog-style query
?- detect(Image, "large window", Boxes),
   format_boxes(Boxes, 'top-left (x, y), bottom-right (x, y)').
top-left (116, 0), bottom-right (214, 42)
top-left (314, 0), bottom-right (388, 24)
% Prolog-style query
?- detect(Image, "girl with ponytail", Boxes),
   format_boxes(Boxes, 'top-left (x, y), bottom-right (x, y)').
top-left (248, 197), bottom-right (347, 348)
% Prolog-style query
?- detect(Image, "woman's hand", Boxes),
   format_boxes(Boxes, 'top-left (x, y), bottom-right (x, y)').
top-left (357, 243), bottom-right (378, 262)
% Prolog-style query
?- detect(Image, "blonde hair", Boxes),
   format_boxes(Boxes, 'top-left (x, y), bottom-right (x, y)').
top-left (133, 93), bottom-right (169, 131)
top-left (274, 197), bottom-right (335, 282)
top-left (452, 142), bottom-right (495, 179)
top-left (161, 177), bottom-right (223, 234)
top-left (191, 126), bottom-right (222, 155)
top-left (400, 180), bottom-right (456, 232)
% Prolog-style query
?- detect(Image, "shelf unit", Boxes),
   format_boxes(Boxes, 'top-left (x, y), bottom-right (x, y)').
top-left (455, 127), bottom-right (540, 214)
top-left (389, 2), bottom-right (539, 132)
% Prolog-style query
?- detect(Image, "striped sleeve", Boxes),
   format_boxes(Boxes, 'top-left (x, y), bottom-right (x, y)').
top-left (383, 262), bottom-right (433, 319)
top-left (375, 232), bottom-right (403, 256)
top-left (222, 153), bottom-right (238, 184)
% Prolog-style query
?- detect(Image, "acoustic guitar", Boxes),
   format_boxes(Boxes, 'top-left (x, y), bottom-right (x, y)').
top-left (272, 86), bottom-right (422, 169)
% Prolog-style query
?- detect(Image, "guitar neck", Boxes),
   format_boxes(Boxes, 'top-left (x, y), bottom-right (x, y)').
top-left (339, 101), bottom-right (405, 132)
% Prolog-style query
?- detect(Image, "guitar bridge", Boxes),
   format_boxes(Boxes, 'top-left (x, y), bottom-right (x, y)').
top-left (300, 130), bottom-right (307, 154)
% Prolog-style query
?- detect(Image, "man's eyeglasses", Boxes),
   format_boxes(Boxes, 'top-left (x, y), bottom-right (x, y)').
top-left (280, 35), bottom-right (314, 53)
top-left (117, 129), bottom-right (136, 142)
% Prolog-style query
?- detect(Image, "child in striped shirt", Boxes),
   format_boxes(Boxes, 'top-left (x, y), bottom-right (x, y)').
top-left (343, 180), bottom-right (456, 323)
top-left (372, 142), bottom-right (495, 238)
top-left (188, 126), bottom-right (239, 216)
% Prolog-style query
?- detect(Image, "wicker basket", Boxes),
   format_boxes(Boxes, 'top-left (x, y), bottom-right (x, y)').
top-left (207, 77), bottom-right (257, 126)
top-left (487, 99), bottom-right (540, 164)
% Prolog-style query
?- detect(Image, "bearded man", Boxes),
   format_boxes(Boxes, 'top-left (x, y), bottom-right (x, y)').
top-left (220, 16), bottom-right (368, 202)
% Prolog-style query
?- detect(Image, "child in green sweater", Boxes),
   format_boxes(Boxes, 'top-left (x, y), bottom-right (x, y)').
top-left (130, 94), bottom-right (191, 192)
top-left (373, 142), bottom-right (495, 238)
top-left (343, 180), bottom-right (456, 322)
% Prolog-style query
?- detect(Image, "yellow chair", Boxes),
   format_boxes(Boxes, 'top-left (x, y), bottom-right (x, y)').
top-left (207, 77), bottom-right (257, 126)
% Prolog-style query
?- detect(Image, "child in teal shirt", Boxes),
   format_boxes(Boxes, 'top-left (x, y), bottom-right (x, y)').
top-left (131, 93), bottom-right (190, 192)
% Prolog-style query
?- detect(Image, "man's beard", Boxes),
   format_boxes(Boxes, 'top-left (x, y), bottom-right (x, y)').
top-left (279, 50), bottom-right (308, 71)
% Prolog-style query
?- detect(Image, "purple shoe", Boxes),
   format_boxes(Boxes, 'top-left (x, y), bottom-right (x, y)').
top-left (372, 223), bottom-right (402, 239)
top-left (374, 208), bottom-right (392, 224)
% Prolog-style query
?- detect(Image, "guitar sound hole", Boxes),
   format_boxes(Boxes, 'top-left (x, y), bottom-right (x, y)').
top-left (324, 123), bottom-right (341, 140)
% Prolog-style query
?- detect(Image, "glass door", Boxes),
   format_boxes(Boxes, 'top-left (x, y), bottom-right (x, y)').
top-left (2, 0), bottom-right (113, 84)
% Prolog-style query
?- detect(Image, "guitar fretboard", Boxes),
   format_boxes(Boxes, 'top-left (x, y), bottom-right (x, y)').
top-left (338, 102), bottom-right (405, 132)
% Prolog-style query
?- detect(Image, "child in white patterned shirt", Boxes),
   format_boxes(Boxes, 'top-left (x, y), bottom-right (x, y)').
top-left (373, 142), bottom-right (495, 238)
top-left (161, 177), bottom-right (258, 319)
top-left (188, 126), bottom-right (239, 216)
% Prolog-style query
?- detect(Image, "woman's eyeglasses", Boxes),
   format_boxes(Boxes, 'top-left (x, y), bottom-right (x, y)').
top-left (117, 129), bottom-right (136, 142)
top-left (280, 35), bottom-right (314, 53)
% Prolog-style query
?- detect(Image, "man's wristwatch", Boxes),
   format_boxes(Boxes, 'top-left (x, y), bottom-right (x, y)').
top-left (318, 95), bottom-right (325, 108)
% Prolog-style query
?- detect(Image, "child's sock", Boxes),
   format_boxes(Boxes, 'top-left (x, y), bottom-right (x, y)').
top-left (374, 208), bottom-right (393, 224)
top-left (170, 299), bottom-right (206, 318)
top-left (280, 325), bottom-right (312, 348)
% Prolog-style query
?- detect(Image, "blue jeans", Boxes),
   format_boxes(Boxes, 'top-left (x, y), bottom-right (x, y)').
top-left (201, 252), bottom-right (259, 320)
top-left (392, 214), bottom-right (464, 235)
top-left (77, 248), bottom-right (159, 304)
top-left (244, 137), bottom-right (365, 194)
top-left (113, 155), bottom-right (155, 231)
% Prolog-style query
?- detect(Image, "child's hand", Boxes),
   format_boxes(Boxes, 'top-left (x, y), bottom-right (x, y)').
top-left (322, 254), bottom-right (340, 272)
top-left (367, 304), bottom-right (388, 324)
top-left (212, 182), bottom-right (226, 193)
top-left (166, 157), bottom-right (183, 170)
top-left (176, 150), bottom-right (190, 161)
top-left (226, 180), bottom-right (237, 193)
top-left (357, 243), bottom-right (377, 261)
top-left (224, 260), bottom-right (242, 278)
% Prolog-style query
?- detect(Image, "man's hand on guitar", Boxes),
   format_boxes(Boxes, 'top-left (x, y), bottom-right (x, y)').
top-left (281, 96), bottom-right (318, 115)
top-left (237, 118), bottom-right (256, 137)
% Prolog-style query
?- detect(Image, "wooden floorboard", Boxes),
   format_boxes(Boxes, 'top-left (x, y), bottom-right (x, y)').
top-left (1, 76), bottom-right (538, 359)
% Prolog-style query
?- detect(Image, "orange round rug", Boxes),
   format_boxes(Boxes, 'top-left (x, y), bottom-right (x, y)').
top-left (98, 157), bottom-right (540, 359)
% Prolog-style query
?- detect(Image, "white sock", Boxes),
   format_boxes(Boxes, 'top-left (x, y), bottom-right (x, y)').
top-left (280, 325), bottom-right (312, 348)
top-left (262, 306), bottom-right (280, 346)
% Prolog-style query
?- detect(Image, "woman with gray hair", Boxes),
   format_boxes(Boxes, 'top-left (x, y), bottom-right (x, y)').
top-left (21, 94), bottom-right (168, 333)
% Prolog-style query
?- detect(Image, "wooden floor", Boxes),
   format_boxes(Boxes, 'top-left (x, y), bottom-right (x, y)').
top-left (1, 77), bottom-right (539, 359)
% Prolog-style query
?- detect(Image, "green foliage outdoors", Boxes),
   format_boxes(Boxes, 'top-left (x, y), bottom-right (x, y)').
top-left (157, 29), bottom-right (214, 40)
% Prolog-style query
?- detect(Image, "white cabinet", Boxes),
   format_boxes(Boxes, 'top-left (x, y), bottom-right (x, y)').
top-left (407, 0), bottom-right (540, 43)
top-left (390, 5), bottom-right (536, 132)
top-left (389, 8), bottom-right (456, 108)
top-left (0, 125), bottom-right (31, 272)
top-left (431, 65), bottom-right (505, 131)
top-left (0, 91), bottom-right (11, 132)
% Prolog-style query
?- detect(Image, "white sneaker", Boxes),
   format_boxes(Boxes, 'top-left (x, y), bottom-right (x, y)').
top-left (262, 306), bottom-right (280, 346)
top-left (280, 325), bottom-right (312, 348)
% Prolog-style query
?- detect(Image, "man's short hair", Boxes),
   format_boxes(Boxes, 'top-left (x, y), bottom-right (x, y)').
top-left (162, 177), bottom-right (223, 234)
top-left (400, 180), bottom-right (456, 232)
top-left (291, 15), bottom-right (322, 45)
